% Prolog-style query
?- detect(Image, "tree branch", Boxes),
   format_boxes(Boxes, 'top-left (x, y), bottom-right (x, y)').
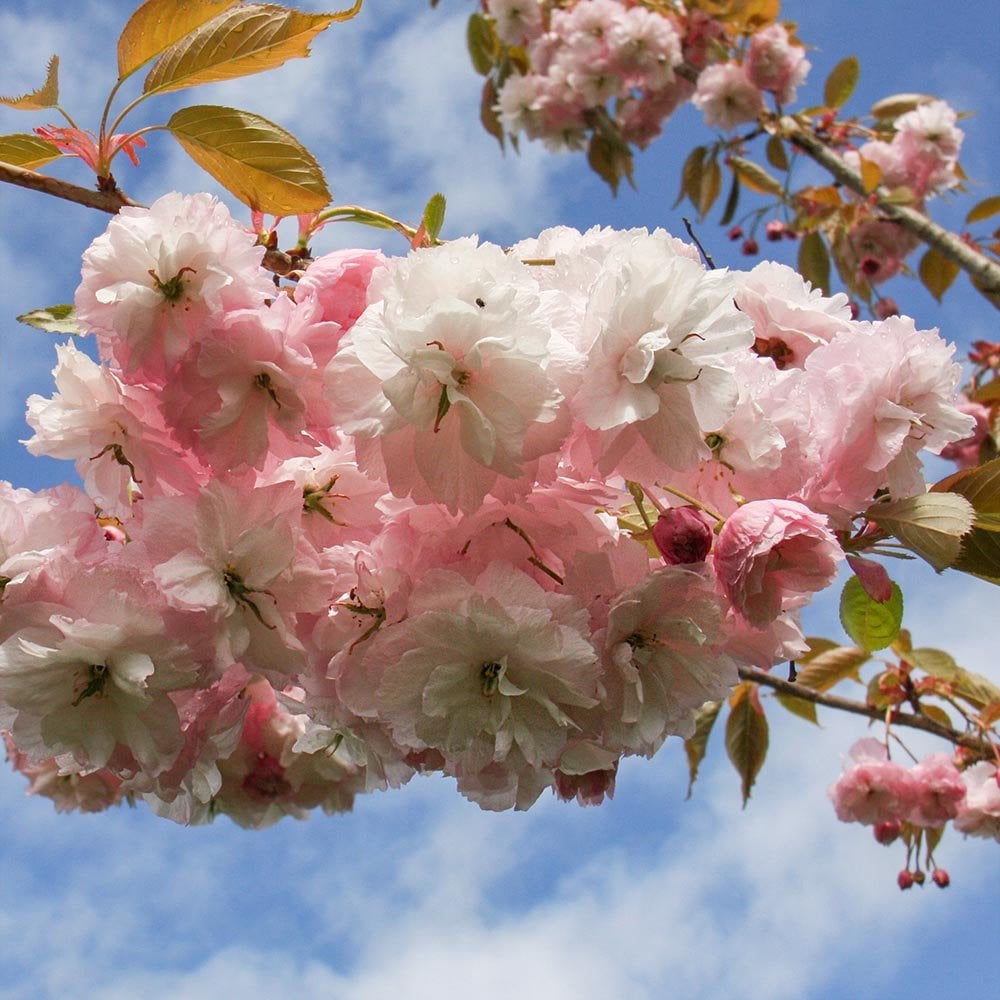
top-left (778, 116), bottom-right (1000, 308)
top-left (738, 665), bottom-right (995, 759)
top-left (0, 161), bottom-right (140, 214)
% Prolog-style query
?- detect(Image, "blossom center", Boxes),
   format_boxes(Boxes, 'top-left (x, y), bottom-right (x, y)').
top-left (480, 660), bottom-right (504, 697)
top-left (72, 662), bottom-right (109, 706)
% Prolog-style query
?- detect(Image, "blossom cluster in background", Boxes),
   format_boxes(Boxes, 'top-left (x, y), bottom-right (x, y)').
top-left (0, 192), bottom-right (982, 829)
top-left (479, 0), bottom-right (966, 309)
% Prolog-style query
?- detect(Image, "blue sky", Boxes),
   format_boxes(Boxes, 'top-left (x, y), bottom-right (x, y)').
top-left (0, 2), bottom-right (998, 998)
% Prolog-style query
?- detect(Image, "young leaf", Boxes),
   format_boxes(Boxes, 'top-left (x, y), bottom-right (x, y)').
top-left (865, 492), bottom-right (975, 572)
top-left (683, 699), bottom-right (722, 799)
top-left (144, 3), bottom-right (358, 96)
top-left (839, 576), bottom-right (903, 651)
top-left (823, 55), bottom-right (859, 108)
top-left (16, 304), bottom-right (84, 335)
top-left (966, 195), bottom-right (1000, 225)
top-left (793, 645), bottom-right (870, 692)
top-left (718, 168), bottom-right (740, 226)
top-left (765, 133), bottom-right (789, 172)
top-left (419, 192), bottom-right (446, 243)
top-left (797, 230), bottom-right (831, 295)
top-left (0, 134), bottom-right (63, 170)
top-left (675, 145), bottom-right (706, 209)
top-left (730, 156), bottom-right (784, 197)
top-left (870, 93), bottom-right (932, 120)
top-left (698, 155), bottom-right (722, 218)
top-left (906, 648), bottom-right (1000, 710)
top-left (919, 247), bottom-right (960, 302)
top-left (858, 156), bottom-right (882, 194)
top-left (0, 55), bottom-right (59, 110)
top-left (774, 691), bottom-right (818, 725)
top-left (466, 11), bottom-right (497, 76)
top-left (118, 0), bottom-right (240, 78)
top-left (725, 682), bottom-right (769, 807)
top-left (167, 104), bottom-right (330, 214)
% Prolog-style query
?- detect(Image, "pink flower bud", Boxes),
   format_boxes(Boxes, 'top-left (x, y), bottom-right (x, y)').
top-left (897, 869), bottom-right (915, 890)
top-left (728, 225), bottom-right (744, 240)
top-left (875, 298), bottom-right (900, 319)
top-left (651, 506), bottom-right (715, 565)
top-left (741, 237), bottom-right (759, 256)
top-left (765, 219), bottom-right (786, 241)
top-left (932, 868), bottom-right (950, 888)
top-left (873, 819), bottom-right (902, 845)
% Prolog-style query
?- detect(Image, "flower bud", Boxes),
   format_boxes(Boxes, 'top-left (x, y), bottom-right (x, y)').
top-left (873, 819), bottom-right (902, 845)
top-left (651, 506), bottom-right (715, 565)
top-left (765, 219), bottom-right (786, 241)
top-left (912, 870), bottom-right (926, 886)
top-left (932, 868), bottom-right (950, 888)
top-left (741, 237), bottom-right (759, 256)
top-left (728, 225), bottom-right (744, 241)
top-left (875, 298), bottom-right (900, 319)
top-left (897, 869), bottom-right (915, 890)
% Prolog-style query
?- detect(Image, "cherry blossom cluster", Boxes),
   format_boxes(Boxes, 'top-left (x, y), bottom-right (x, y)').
top-left (489, 1), bottom-right (810, 151)
top-left (829, 738), bottom-right (1000, 884)
top-left (0, 192), bottom-right (975, 827)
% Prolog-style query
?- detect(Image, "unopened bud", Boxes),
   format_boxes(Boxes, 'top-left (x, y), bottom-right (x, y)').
top-left (932, 868), bottom-right (950, 888)
top-left (765, 219), bottom-right (786, 241)
top-left (897, 869), bottom-right (915, 890)
top-left (728, 225), bottom-right (744, 241)
top-left (873, 819), bottom-right (901, 845)
top-left (912, 870), bottom-right (926, 886)
top-left (651, 506), bottom-right (715, 565)
top-left (875, 298), bottom-right (899, 319)
top-left (741, 237), bottom-right (759, 256)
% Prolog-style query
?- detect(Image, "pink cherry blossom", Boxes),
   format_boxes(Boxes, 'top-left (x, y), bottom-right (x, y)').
top-left (714, 499), bottom-right (842, 628)
top-left (828, 739), bottom-right (918, 826)
top-left (953, 762), bottom-right (1000, 841)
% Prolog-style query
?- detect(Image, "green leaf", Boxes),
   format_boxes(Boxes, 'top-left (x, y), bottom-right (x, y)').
top-left (16, 304), bottom-right (84, 335)
top-left (931, 457), bottom-right (1000, 583)
top-left (839, 576), bottom-right (903, 651)
top-left (0, 55), bottom-right (59, 110)
top-left (797, 230), bottom-right (831, 295)
top-left (975, 512), bottom-right (1000, 532)
top-left (118, 0), bottom-right (240, 78)
top-left (870, 93), bottom-right (933, 120)
top-left (919, 247), bottom-right (960, 302)
top-left (824, 55), bottom-right (859, 108)
top-left (906, 648), bottom-right (1000, 710)
top-left (419, 192), bottom-right (446, 242)
top-left (966, 195), bottom-right (1000, 225)
top-left (0, 133), bottom-right (62, 170)
top-left (683, 699), bottom-right (722, 799)
top-left (725, 682), bottom-right (769, 807)
top-left (144, 3), bottom-right (358, 96)
top-left (730, 156), bottom-right (784, 197)
top-left (865, 492), bottom-right (975, 571)
top-left (167, 104), bottom-right (330, 214)
top-left (765, 133), bottom-right (789, 172)
top-left (466, 11), bottom-right (497, 76)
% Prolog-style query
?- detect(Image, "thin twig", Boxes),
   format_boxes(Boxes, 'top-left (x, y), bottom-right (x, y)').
top-left (682, 216), bottom-right (716, 269)
top-left (739, 665), bottom-right (994, 759)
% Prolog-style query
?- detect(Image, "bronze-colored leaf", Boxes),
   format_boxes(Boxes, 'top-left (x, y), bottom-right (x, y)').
top-left (870, 93), bottom-right (933, 120)
top-left (144, 3), bottom-right (359, 96)
top-left (683, 699), bottom-right (722, 799)
top-left (823, 55), bottom-right (859, 108)
top-left (0, 133), bottom-right (63, 170)
top-left (918, 247), bottom-right (960, 302)
top-left (865, 492), bottom-right (975, 572)
top-left (966, 195), bottom-right (1000, 225)
top-left (797, 230), bottom-right (831, 295)
top-left (167, 104), bottom-right (330, 214)
top-left (725, 682), bottom-right (769, 807)
top-left (118, 0), bottom-right (240, 78)
top-left (0, 55), bottom-right (59, 110)
top-left (730, 156), bottom-right (784, 197)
